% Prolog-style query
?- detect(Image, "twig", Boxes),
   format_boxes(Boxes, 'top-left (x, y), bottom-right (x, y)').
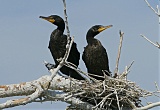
top-left (62, 0), bottom-right (73, 97)
top-left (114, 30), bottom-right (124, 77)
top-left (115, 90), bottom-right (120, 110)
top-left (119, 61), bottom-right (134, 79)
top-left (64, 36), bottom-right (74, 62)
top-left (134, 102), bottom-right (160, 110)
top-left (144, 0), bottom-right (160, 24)
top-left (93, 93), bottom-right (114, 109)
top-left (127, 60), bottom-right (134, 71)
top-left (156, 42), bottom-right (160, 47)
top-left (140, 34), bottom-right (160, 49)
top-left (64, 62), bottom-right (91, 82)
top-left (62, 0), bottom-right (70, 38)
top-left (144, 0), bottom-right (160, 17)
top-left (98, 80), bottom-right (106, 96)
top-left (64, 91), bottom-right (86, 100)
top-left (155, 82), bottom-right (160, 91)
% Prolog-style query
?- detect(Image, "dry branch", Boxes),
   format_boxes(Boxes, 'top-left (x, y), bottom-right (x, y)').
top-left (0, 84), bottom-right (43, 109)
top-left (0, 74), bottom-right (88, 109)
top-left (143, 0), bottom-right (160, 48)
top-left (144, 0), bottom-right (160, 17)
top-left (62, 0), bottom-right (70, 38)
top-left (140, 34), bottom-right (160, 49)
top-left (114, 30), bottom-right (124, 77)
top-left (134, 102), bottom-right (160, 110)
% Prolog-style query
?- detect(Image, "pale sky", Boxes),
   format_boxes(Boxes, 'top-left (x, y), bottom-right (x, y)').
top-left (0, 0), bottom-right (159, 110)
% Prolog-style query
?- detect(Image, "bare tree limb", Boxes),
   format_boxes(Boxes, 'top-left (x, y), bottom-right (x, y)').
top-left (144, 0), bottom-right (160, 24)
top-left (0, 74), bottom-right (83, 109)
top-left (119, 61), bottom-right (134, 79)
top-left (140, 34), bottom-right (160, 49)
top-left (0, 84), bottom-right (43, 109)
top-left (114, 30), bottom-right (124, 77)
top-left (142, 0), bottom-right (160, 50)
top-left (144, 0), bottom-right (160, 17)
top-left (134, 102), bottom-right (160, 110)
top-left (62, 0), bottom-right (91, 83)
top-left (46, 91), bottom-right (95, 110)
top-left (62, 0), bottom-right (70, 38)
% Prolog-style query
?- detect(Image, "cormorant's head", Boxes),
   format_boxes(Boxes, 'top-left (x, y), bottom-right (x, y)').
top-left (87, 25), bottom-right (113, 37)
top-left (39, 15), bottom-right (64, 27)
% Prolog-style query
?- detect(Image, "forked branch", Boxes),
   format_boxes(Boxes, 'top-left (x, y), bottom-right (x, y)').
top-left (144, 0), bottom-right (160, 17)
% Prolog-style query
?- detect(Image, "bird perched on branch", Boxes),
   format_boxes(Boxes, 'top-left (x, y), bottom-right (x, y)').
top-left (82, 25), bottom-right (112, 80)
top-left (39, 15), bottom-right (84, 80)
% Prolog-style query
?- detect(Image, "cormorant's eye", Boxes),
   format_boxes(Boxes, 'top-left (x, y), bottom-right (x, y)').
top-left (92, 28), bottom-right (96, 32)
top-left (49, 16), bottom-right (53, 19)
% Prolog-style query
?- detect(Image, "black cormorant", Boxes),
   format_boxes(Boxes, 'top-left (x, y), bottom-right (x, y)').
top-left (82, 25), bottom-right (112, 80)
top-left (40, 15), bottom-right (84, 80)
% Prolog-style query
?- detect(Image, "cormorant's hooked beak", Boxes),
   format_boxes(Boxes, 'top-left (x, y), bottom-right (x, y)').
top-left (98, 25), bottom-right (113, 32)
top-left (39, 16), bottom-right (55, 23)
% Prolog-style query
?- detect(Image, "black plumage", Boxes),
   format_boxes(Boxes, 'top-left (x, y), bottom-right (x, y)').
top-left (82, 25), bottom-right (112, 80)
top-left (40, 15), bottom-right (84, 80)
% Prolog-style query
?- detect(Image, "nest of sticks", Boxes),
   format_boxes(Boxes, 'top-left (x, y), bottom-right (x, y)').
top-left (67, 70), bottom-right (150, 110)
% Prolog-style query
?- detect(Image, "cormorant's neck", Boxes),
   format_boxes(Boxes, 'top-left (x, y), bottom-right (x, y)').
top-left (56, 21), bottom-right (65, 32)
top-left (51, 22), bottom-right (65, 40)
top-left (86, 31), bottom-right (97, 44)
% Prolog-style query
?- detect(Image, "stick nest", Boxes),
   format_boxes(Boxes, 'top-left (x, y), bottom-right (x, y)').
top-left (69, 73), bottom-right (149, 109)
